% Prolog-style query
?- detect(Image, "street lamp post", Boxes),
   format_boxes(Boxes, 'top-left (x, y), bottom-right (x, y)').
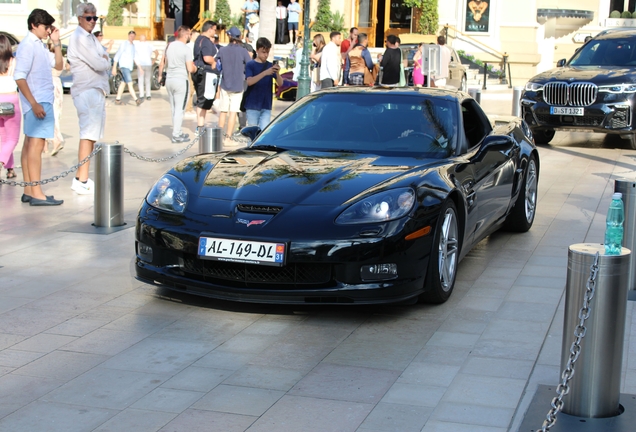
top-left (296, 0), bottom-right (311, 98)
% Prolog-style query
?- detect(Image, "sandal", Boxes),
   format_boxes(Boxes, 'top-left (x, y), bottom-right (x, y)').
top-left (6, 168), bottom-right (16, 179)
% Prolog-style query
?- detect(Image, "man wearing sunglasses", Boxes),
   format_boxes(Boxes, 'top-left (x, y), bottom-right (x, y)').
top-left (14, 8), bottom-right (64, 206)
top-left (67, 2), bottom-right (111, 195)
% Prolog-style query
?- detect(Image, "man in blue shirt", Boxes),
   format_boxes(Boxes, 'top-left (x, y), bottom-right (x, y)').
top-left (241, 0), bottom-right (259, 40)
top-left (217, 26), bottom-right (252, 144)
top-left (244, 37), bottom-right (283, 131)
top-left (287, 0), bottom-right (302, 45)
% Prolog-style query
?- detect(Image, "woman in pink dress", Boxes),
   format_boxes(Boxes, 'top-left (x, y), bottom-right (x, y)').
top-left (412, 43), bottom-right (424, 87)
top-left (0, 34), bottom-right (20, 179)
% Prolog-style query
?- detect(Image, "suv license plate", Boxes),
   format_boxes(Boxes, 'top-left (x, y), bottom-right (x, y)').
top-left (550, 106), bottom-right (584, 116)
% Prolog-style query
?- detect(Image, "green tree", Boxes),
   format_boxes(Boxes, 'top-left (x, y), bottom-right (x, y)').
top-left (403, 0), bottom-right (439, 35)
top-left (106, 0), bottom-right (138, 26)
top-left (214, 0), bottom-right (232, 28)
top-left (313, 0), bottom-right (333, 32)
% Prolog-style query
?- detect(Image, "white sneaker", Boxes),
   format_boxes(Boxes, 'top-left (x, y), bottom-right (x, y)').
top-left (71, 178), bottom-right (94, 195)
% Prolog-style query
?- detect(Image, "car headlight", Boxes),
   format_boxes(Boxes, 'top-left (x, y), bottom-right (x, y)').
top-left (524, 82), bottom-right (544, 92)
top-left (146, 174), bottom-right (188, 213)
top-left (336, 188), bottom-right (415, 224)
top-left (598, 84), bottom-right (636, 93)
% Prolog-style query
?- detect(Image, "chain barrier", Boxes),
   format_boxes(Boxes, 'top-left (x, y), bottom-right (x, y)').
top-left (0, 132), bottom-right (203, 187)
top-left (123, 131), bottom-right (201, 162)
top-left (539, 251), bottom-right (600, 432)
top-left (0, 146), bottom-right (102, 187)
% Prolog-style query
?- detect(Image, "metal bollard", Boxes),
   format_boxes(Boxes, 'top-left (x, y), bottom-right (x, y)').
top-left (512, 86), bottom-right (523, 117)
top-left (561, 243), bottom-right (630, 418)
top-left (199, 126), bottom-right (223, 153)
top-left (94, 142), bottom-right (124, 227)
top-left (468, 88), bottom-right (481, 104)
top-left (614, 179), bottom-right (636, 292)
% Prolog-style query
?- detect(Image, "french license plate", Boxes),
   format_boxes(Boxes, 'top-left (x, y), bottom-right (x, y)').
top-left (550, 106), bottom-right (584, 116)
top-left (198, 237), bottom-right (286, 266)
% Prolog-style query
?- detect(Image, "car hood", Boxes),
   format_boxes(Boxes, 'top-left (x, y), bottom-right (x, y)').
top-left (529, 65), bottom-right (636, 84)
top-left (175, 148), bottom-right (440, 206)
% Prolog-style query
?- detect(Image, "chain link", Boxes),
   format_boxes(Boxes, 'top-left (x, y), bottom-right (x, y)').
top-left (0, 146), bottom-right (102, 187)
top-left (123, 132), bottom-right (201, 162)
top-left (539, 251), bottom-right (600, 432)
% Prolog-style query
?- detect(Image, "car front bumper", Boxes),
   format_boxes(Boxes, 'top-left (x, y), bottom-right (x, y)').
top-left (521, 95), bottom-right (634, 134)
top-left (134, 209), bottom-right (435, 305)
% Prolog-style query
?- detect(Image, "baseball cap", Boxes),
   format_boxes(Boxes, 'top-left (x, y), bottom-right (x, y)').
top-left (227, 26), bottom-right (241, 38)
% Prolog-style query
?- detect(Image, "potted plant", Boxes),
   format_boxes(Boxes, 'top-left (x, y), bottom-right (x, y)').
top-left (403, 0), bottom-right (439, 35)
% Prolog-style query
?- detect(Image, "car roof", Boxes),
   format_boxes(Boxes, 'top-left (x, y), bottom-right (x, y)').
top-left (315, 85), bottom-right (466, 102)
top-left (594, 28), bottom-right (636, 40)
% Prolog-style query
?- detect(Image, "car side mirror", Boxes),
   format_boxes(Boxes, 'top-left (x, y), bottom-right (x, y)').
top-left (240, 126), bottom-right (261, 142)
top-left (482, 135), bottom-right (515, 151)
top-left (556, 58), bottom-right (567, 67)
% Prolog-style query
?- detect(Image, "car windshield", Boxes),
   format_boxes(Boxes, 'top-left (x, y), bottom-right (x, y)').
top-left (570, 36), bottom-right (636, 66)
top-left (253, 92), bottom-right (458, 159)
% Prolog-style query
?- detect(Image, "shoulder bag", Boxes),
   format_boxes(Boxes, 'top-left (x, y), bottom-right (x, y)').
top-left (0, 103), bottom-right (15, 116)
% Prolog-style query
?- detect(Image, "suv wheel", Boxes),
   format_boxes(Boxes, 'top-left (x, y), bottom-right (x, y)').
top-left (627, 134), bottom-right (636, 150)
top-left (532, 128), bottom-right (555, 145)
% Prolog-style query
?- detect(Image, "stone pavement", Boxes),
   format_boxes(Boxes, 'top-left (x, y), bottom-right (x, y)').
top-left (0, 87), bottom-right (635, 431)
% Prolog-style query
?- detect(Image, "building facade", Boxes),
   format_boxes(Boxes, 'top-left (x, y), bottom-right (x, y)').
top-left (1, 0), bottom-right (635, 81)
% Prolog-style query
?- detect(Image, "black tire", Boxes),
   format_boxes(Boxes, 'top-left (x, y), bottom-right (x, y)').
top-left (532, 128), bottom-right (555, 145)
top-left (459, 75), bottom-right (467, 92)
top-left (151, 66), bottom-right (160, 90)
top-left (110, 72), bottom-right (122, 95)
top-left (504, 154), bottom-right (538, 232)
top-left (420, 201), bottom-right (461, 304)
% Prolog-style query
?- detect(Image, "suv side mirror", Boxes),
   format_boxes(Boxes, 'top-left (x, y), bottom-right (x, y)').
top-left (556, 58), bottom-right (567, 67)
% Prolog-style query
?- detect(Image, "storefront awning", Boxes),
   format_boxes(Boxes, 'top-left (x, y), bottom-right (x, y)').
top-left (537, 9), bottom-right (595, 38)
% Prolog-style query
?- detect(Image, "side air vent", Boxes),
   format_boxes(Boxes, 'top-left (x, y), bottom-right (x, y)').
top-left (237, 204), bottom-right (283, 214)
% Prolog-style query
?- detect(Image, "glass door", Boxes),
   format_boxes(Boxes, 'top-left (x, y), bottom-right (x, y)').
top-left (357, 0), bottom-right (377, 47)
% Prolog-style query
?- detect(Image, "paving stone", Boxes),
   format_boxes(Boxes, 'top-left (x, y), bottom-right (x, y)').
top-left (131, 387), bottom-right (205, 413)
top-left (358, 402), bottom-right (432, 432)
top-left (192, 384), bottom-right (284, 416)
top-left (0, 401), bottom-right (117, 432)
top-left (92, 408), bottom-right (176, 432)
top-left (247, 395), bottom-right (372, 432)
top-left (12, 350), bottom-right (107, 381)
top-left (289, 363), bottom-right (399, 404)
top-left (41, 367), bottom-right (166, 410)
top-left (158, 409), bottom-right (256, 432)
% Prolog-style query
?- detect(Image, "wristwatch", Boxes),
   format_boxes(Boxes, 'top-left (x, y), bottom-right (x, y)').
top-left (53, 43), bottom-right (61, 47)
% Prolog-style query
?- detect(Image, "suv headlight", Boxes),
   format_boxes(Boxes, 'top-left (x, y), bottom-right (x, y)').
top-left (336, 188), bottom-right (415, 224)
top-left (524, 82), bottom-right (544, 92)
top-left (598, 84), bottom-right (636, 93)
top-left (146, 174), bottom-right (188, 213)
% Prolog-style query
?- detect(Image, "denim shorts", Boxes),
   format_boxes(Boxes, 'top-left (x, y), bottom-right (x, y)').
top-left (288, 22), bottom-right (298, 31)
top-left (120, 67), bottom-right (133, 83)
top-left (23, 102), bottom-right (54, 139)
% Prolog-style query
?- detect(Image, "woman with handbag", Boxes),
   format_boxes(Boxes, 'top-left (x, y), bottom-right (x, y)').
top-left (310, 34), bottom-right (325, 92)
top-left (0, 34), bottom-right (20, 179)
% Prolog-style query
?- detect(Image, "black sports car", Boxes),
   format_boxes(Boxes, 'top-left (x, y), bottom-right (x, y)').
top-left (521, 29), bottom-right (636, 148)
top-left (135, 87), bottom-right (539, 305)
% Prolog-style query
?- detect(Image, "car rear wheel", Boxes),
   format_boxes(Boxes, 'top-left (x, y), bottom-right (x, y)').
top-left (459, 75), bottom-right (467, 92)
top-left (151, 66), bottom-right (160, 90)
top-left (111, 72), bottom-right (122, 94)
top-left (532, 128), bottom-right (555, 145)
top-left (420, 201), bottom-right (460, 304)
top-left (504, 154), bottom-right (538, 232)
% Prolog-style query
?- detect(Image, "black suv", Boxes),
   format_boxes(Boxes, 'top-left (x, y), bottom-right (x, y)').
top-left (521, 29), bottom-right (636, 148)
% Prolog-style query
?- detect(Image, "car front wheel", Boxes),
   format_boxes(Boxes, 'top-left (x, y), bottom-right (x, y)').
top-left (420, 201), bottom-right (461, 304)
top-left (532, 128), bottom-right (555, 145)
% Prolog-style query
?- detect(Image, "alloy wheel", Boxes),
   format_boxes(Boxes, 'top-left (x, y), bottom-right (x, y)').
top-left (525, 159), bottom-right (538, 223)
top-left (438, 208), bottom-right (459, 292)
